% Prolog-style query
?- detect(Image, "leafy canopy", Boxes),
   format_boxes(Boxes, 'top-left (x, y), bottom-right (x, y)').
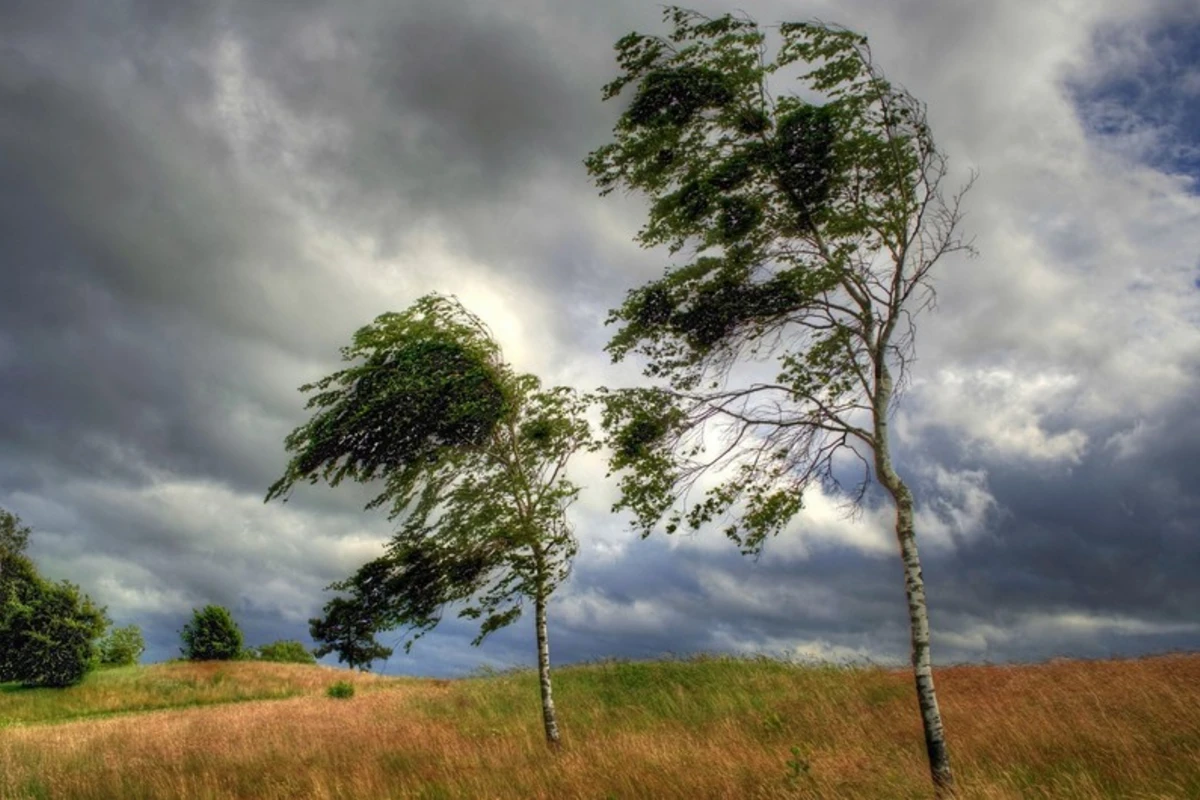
top-left (267, 294), bottom-right (597, 668)
top-left (1, 507), bottom-right (31, 558)
top-left (265, 294), bottom-right (513, 508)
top-left (97, 623), bottom-right (146, 667)
top-left (180, 605), bottom-right (244, 661)
top-left (587, 8), bottom-right (973, 554)
top-left (308, 595), bottom-right (395, 670)
top-left (0, 507), bottom-right (108, 688)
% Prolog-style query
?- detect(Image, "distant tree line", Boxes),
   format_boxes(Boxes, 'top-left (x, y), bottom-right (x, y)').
top-left (178, 603), bottom-right (317, 665)
top-left (0, 505), bottom-right (317, 689)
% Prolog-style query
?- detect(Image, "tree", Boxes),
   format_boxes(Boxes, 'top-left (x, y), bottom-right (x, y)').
top-left (97, 623), bottom-right (146, 667)
top-left (266, 293), bottom-right (595, 748)
top-left (0, 576), bottom-right (108, 688)
top-left (0, 507), bottom-right (108, 688)
top-left (308, 595), bottom-right (394, 671)
top-left (180, 605), bottom-right (243, 661)
top-left (1, 507), bottom-right (31, 559)
top-left (253, 639), bottom-right (317, 665)
top-left (586, 8), bottom-right (973, 795)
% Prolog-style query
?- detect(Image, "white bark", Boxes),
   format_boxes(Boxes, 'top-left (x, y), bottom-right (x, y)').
top-left (534, 583), bottom-right (561, 748)
top-left (874, 363), bottom-right (956, 797)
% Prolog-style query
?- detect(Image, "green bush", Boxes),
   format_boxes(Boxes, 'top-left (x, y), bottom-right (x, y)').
top-left (180, 605), bottom-right (243, 661)
top-left (0, 508), bottom-right (108, 688)
top-left (97, 624), bottom-right (145, 667)
top-left (253, 639), bottom-right (317, 665)
top-left (327, 680), bottom-right (355, 699)
top-left (0, 572), bottom-right (108, 688)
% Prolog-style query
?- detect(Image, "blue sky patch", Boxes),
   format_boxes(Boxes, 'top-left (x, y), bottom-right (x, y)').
top-left (1069, 12), bottom-right (1200, 188)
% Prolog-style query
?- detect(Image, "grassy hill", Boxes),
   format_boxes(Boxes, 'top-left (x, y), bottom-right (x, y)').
top-left (1, 653), bottom-right (1197, 799)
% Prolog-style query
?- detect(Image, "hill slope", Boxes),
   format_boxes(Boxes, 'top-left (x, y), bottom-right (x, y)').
top-left (1, 654), bottom-right (1198, 799)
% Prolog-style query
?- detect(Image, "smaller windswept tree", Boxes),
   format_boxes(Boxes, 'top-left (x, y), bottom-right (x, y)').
top-left (267, 294), bottom-right (596, 748)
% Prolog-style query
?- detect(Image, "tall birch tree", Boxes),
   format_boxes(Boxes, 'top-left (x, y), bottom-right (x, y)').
top-left (586, 8), bottom-right (974, 795)
top-left (266, 294), bottom-right (595, 748)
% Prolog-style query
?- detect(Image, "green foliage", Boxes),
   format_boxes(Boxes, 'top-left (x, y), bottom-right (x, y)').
top-left (326, 680), bottom-right (355, 699)
top-left (0, 507), bottom-right (108, 688)
top-left (253, 639), bottom-right (317, 665)
top-left (586, 7), bottom-right (973, 552)
top-left (180, 605), bottom-right (243, 661)
top-left (308, 595), bottom-right (394, 671)
top-left (264, 294), bottom-right (513, 508)
top-left (271, 294), bottom-right (598, 667)
top-left (0, 577), bottom-right (107, 688)
top-left (0, 507), bottom-right (31, 557)
top-left (784, 743), bottom-right (816, 790)
top-left (97, 624), bottom-right (145, 667)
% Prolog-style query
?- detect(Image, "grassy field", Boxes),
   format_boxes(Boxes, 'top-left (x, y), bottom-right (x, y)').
top-left (1, 653), bottom-right (1197, 799)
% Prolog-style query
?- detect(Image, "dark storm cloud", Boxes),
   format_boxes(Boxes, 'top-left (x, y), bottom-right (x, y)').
top-left (212, 1), bottom-right (619, 238)
top-left (944, 426), bottom-right (1199, 621)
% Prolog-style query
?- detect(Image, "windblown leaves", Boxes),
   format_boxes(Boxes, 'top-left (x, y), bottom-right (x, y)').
top-left (587, 6), bottom-right (964, 553)
top-left (265, 296), bottom-right (512, 506)
top-left (268, 294), bottom-right (596, 667)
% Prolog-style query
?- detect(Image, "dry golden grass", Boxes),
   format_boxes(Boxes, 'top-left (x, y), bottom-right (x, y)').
top-left (0, 660), bottom-right (398, 727)
top-left (1, 653), bottom-right (1197, 799)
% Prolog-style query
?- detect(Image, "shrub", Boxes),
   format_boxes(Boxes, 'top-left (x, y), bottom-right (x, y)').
top-left (0, 575), bottom-right (108, 688)
top-left (97, 624), bottom-right (145, 667)
top-left (0, 507), bottom-right (108, 688)
top-left (327, 680), bottom-right (355, 699)
top-left (180, 605), bottom-right (243, 661)
top-left (254, 639), bottom-right (317, 665)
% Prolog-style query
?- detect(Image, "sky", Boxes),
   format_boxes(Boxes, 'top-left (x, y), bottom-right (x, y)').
top-left (1, 0), bottom-right (1198, 677)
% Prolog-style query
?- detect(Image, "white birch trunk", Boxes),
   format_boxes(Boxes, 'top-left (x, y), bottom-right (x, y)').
top-left (533, 584), bottom-right (562, 748)
top-left (874, 363), bottom-right (956, 797)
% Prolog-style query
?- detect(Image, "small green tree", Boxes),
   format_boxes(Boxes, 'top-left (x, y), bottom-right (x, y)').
top-left (97, 624), bottom-right (146, 667)
top-left (253, 639), bottom-right (317, 665)
top-left (0, 577), bottom-right (108, 688)
top-left (586, 8), bottom-right (974, 795)
top-left (267, 293), bottom-right (596, 748)
top-left (0, 507), bottom-right (108, 688)
top-left (180, 605), bottom-right (243, 661)
top-left (307, 595), bottom-right (394, 671)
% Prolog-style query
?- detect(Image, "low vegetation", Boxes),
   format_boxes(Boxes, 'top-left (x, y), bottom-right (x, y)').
top-left (1, 653), bottom-right (1197, 799)
top-left (0, 659), bottom-right (394, 727)
top-left (252, 640), bottom-right (318, 665)
top-left (326, 680), bottom-right (355, 699)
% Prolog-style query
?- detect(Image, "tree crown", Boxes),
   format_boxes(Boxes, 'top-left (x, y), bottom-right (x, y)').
top-left (587, 7), bottom-right (973, 554)
top-left (269, 295), bottom-right (597, 662)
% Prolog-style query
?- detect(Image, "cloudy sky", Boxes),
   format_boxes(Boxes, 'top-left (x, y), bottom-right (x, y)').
top-left (2, 0), bottom-right (1198, 676)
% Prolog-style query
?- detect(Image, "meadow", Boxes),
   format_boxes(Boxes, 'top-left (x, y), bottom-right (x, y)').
top-left (1, 653), bottom-right (1197, 799)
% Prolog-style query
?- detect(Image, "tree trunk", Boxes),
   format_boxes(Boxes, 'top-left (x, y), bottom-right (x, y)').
top-left (874, 368), bottom-right (956, 797)
top-left (533, 583), bottom-right (562, 749)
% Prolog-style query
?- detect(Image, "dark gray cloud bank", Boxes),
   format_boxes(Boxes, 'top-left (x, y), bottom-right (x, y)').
top-left (1, 0), bottom-right (1197, 676)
